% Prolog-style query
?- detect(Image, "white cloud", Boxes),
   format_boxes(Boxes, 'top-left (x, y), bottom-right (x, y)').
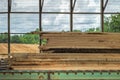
top-left (74, 0), bottom-right (100, 12)
top-left (10, 14), bottom-right (39, 33)
top-left (0, 0), bottom-right (8, 12)
top-left (73, 14), bottom-right (100, 31)
top-left (59, 0), bottom-right (69, 12)
top-left (42, 13), bottom-right (69, 32)
top-left (0, 14), bottom-right (7, 33)
top-left (43, 19), bottom-right (50, 25)
top-left (12, 0), bottom-right (39, 7)
top-left (43, 0), bottom-right (70, 12)
top-left (105, 0), bottom-right (120, 12)
top-left (12, 0), bottom-right (39, 12)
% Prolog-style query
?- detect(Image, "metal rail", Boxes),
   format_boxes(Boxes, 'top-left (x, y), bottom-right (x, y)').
top-left (0, 70), bottom-right (120, 80)
top-left (1, 12), bottom-right (120, 14)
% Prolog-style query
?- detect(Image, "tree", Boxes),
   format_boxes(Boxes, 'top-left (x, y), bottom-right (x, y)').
top-left (86, 14), bottom-right (120, 32)
top-left (104, 14), bottom-right (120, 32)
top-left (0, 34), bottom-right (8, 43)
top-left (11, 35), bottom-right (21, 43)
top-left (73, 30), bottom-right (81, 32)
top-left (85, 27), bottom-right (100, 32)
top-left (0, 28), bottom-right (39, 44)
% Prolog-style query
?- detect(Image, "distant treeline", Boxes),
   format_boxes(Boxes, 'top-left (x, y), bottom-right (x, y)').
top-left (0, 28), bottom-right (39, 44)
top-left (0, 34), bottom-right (39, 44)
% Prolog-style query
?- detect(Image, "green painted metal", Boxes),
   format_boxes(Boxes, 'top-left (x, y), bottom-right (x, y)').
top-left (0, 70), bottom-right (120, 80)
top-left (51, 71), bottom-right (120, 80)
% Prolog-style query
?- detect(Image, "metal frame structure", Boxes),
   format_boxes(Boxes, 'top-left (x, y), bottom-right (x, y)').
top-left (0, 0), bottom-right (120, 56)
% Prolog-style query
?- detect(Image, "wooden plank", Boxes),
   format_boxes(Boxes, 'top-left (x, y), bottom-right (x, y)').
top-left (40, 32), bottom-right (120, 50)
top-left (11, 53), bottom-right (120, 58)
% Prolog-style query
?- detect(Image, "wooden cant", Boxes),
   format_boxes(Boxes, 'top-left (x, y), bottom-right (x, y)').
top-left (40, 32), bottom-right (120, 53)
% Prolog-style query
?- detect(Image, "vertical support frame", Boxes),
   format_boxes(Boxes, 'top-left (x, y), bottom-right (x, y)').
top-left (8, 0), bottom-right (11, 65)
top-left (47, 72), bottom-right (51, 80)
top-left (103, 0), bottom-right (108, 11)
top-left (39, 0), bottom-right (42, 53)
top-left (72, 0), bottom-right (76, 12)
top-left (101, 0), bottom-right (104, 32)
top-left (70, 0), bottom-right (73, 32)
top-left (39, 0), bottom-right (42, 32)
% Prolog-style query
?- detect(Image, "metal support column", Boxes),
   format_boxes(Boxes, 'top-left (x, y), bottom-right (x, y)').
top-left (70, 0), bottom-right (73, 32)
top-left (8, 0), bottom-right (11, 66)
top-left (101, 0), bottom-right (104, 32)
top-left (39, 0), bottom-right (42, 53)
top-left (47, 72), bottom-right (51, 80)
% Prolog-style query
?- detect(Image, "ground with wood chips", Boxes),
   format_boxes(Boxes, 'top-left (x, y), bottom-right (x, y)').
top-left (0, 43), bottom-right (39, 54)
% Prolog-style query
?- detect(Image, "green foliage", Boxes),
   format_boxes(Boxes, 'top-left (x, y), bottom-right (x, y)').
top-left (41, 39), bottom-right (47, 45)
top-left (104, 14), bottom-right (120, 32)
top-left (11, 35), bottom-right (21, 43)
top-left (0, 34), bottom-right (8, 43)
top-left (20, 34), bottom-right (39, 44)
top-left (0, 28), bottom-right (39, 44)
top-left (85, 28), bottom-right (100, 32)
top-left (10, 34), bottom-right (39, 44)
top-left (86, 14), bottom-right (120, 32)
top-left (73, 30), bottom-right (81, 32)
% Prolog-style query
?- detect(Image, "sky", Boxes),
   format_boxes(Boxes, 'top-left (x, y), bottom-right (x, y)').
top-left (0, 0), bottom-right (120, 33)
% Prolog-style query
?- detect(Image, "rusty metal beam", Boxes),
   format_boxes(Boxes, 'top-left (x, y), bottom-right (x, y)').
top-left (70, 0), bottom-right (73, 32)
top-left (39, 0), bottom-right (42, 53)
top-left (103, 0), bottom-right (108, 12)
top-left (41, 0), bottom-right (44, 12)
top-left (72, 0), bottom-right (76, 12)
top-left (8, 0), bottom-right (11, 66)
top-left (101, 0), bottom-right (104, 32)
top-left (1, 12), bottom-right (120, 14)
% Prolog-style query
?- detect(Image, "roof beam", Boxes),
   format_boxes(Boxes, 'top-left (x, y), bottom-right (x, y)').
top-left (41, 0), bottom-right (44, 12)
top-left (72, 0), bottom-right (76, 12)
top-left (9, 0), bottom-right (12, 12)
top-left (103, 0), bottom-right (108, 11)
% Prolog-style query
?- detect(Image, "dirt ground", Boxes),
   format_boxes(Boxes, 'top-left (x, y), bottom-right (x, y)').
top-left (0, 43), bottom-right (39, 54)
